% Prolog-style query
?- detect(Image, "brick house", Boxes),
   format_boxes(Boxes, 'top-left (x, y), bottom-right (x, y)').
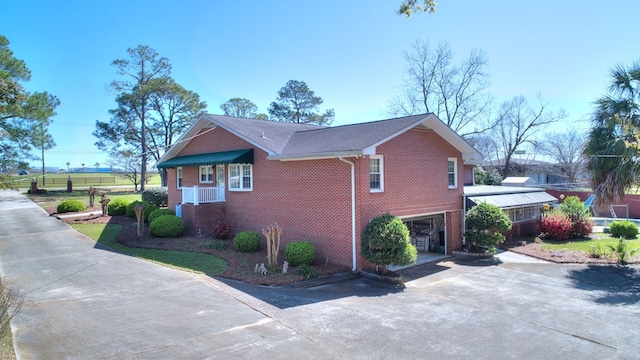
top-left (157, 114), bottom-right (482, 271)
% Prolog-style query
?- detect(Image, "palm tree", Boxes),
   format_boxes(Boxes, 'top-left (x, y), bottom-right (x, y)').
top-left (584, 60), bottom-right (640, 207)
top-left (66, 162), bottom-right (70, 172)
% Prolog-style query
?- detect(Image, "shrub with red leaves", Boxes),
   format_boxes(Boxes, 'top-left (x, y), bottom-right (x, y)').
top-left (212, 219), bottom-right (231, 239)
top-left (540, 211), bottom-right (572, 240)
top-left (571, 218), bottom-right (593, 238)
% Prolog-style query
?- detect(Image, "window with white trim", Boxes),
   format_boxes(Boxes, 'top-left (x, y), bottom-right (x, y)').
top-left (448, 158), bottom-right (457, 189)
top-left (369, 156), bottom-right (384, 192)
top-left (176, 167), bottom-right (183, 189)
top-left (228, 164), bottom-right (253, 191)
top-left (199, 165), bottom-right (213, 183)
top-left (216, 164), bottom-right (225, 187)
top-left (505, 206), bottom-right (541, 223)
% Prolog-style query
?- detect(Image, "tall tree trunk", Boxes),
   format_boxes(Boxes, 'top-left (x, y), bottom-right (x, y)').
top-left (140, 98), bottom-right (147, 192)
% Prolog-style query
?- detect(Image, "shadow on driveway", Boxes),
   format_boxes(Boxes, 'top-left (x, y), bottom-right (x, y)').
top-left (567, 265), bottom-right (640, 305)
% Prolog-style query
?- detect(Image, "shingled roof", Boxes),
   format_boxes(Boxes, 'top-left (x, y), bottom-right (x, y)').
top-left (158, 113), bottom-right (482, 165)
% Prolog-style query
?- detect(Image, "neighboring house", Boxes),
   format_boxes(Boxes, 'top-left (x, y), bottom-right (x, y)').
top-left (485, 158), bottom-right (568, 185)
top-left (464, 184), bottom-right (557, 239)
top-left (157, 114), bottom-right (482, 271)
top-left (502, 177), bottom-right (537, 188)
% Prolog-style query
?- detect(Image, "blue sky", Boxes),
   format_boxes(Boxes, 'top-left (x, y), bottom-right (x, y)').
top-left (2, 0), bottom-right (639, 170)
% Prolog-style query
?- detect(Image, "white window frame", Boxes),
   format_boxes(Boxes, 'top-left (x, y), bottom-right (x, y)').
top-left (448, 157), bottom-right (458, 189)
top-left (216, 164), bottom-right (225, 188)
top-left (228, 163), bottom-right (253, 191)
top-left (369, 155), bottom-right (384, 192)
top-left (199, 165), bottom-right (214, 183)
top-left (176, 167), bottom-right (183, 189)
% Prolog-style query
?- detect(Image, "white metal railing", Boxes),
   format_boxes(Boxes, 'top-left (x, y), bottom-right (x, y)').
top-left (181, 185), bottom-right (225, 204)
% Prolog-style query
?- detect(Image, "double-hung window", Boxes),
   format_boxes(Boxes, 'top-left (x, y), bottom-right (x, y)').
top-left (448, 157), bottom-right (457, 189)
top-left (229, 164), bottom-right (253, 191)
top-left (176, 167), bottom-right (183, 189)
top-left (199, 165), bottom-right (213, 183)
top-left (370, 156), bottom-right (384, 192)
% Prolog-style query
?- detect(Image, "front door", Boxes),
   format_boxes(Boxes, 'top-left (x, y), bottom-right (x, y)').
top-left (216, 164), bottom-right (225, 188)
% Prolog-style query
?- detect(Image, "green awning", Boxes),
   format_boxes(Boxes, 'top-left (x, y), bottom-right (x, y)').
top-left (157, 149), bottom-right (253, 169)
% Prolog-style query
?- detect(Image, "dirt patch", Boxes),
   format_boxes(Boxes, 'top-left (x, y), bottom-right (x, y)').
top-left (56, 210), bottom-right (350, 286)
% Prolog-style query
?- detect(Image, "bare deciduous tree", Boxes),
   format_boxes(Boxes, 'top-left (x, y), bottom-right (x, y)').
top-left (538, 129), bottom-right (586, 183)
top-left (494, 94), bottom-right (566, 177)
top-left (389, 40), bottom-right (493, 137)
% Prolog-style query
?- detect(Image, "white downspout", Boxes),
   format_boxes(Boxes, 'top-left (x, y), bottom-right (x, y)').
top-left (339, 156), bottom-right (357, 272)
top-left (462, 195), bottom-right (467, 247)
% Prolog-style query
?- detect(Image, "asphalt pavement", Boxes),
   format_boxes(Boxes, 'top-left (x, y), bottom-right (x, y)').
top-left (0, 189), bottom-right (639, 359)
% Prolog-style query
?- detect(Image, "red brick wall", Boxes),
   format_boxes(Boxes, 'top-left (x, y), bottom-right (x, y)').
top-left (166, 126), bottom-right (466, 270)
top-left (358, 128), bottom-right (465, 259)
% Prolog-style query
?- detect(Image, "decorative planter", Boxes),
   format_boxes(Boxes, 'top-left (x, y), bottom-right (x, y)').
top-left (452, 249), bottom-right (494, 260)
top-left (361, 269), bottom-right (404, 284)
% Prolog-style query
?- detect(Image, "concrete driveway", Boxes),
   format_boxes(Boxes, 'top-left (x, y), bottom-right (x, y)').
top-left (0, 190), bottom-right (638, 359)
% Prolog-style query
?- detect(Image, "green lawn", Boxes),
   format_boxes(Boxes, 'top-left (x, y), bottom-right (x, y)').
top-left (27, 189), bottom-right (142, 211)
top-left (71, 223), bottom-right (228, 276)
top-left (14, 172), bottom-right (161, 188)
top-left (540, 235), bottom-right (640, 253)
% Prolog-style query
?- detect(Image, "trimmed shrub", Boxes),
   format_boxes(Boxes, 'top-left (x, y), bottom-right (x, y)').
top-left (465, 202), bottom-right (512, 252)
top-left (361, 213), bottom-right (417, 270)
top-left (148, 208), bottom-right (175, 224)
top-left (233, 231), bottom-right (261, 252)
top-left (57, 199), bottom-right (84, 213)
top-left (126, 201), bottom-right (158, 221)
top-left (540, 210), bottom-right (572, 240)
top-left (107, 198), bottom-right (129, 216)
top-left (149, 215), bottom-right (185, 238)
top-left (142, 187), bottom-right (168, 207)
top-left (609, 220), bottom-right (639, 239)
top-left (212, 219), bottom-right (231, 239)
top-left (285, 241), bottom-right (315, 266)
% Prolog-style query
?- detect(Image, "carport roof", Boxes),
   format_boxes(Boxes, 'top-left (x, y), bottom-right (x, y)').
top-left (468, 191), bottom-right (557, 209)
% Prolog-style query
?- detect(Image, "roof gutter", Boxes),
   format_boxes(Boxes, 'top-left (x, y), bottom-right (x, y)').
top-left (339, 156), bottom-right (357, 272)
top-left (268, 151), bottom-right (361, 161)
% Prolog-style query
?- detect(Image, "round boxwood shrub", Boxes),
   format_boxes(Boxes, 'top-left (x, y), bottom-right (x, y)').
top-left (57, 199), bottom-right (85, 213)
top-left (142, 187), bottom-right (168, 207)
top-left (609, 220), bottom-right (639, 239)
top-left (150, 215), bottom-right (185, 238)
top-left (361, 213), bottom-right (417, 271)
top-left (285, 241), bottom-right (315, 266)
top-left (126, 201), bottom-right (158, 221)
top-left (233, 231), bottom-right (261, 252)
top-left (148, 208), bottom-right (176, 224)
top-left (107, 198), bottom-right (130, 216)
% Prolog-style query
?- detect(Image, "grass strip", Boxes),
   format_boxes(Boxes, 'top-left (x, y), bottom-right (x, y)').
top-left (540, 236), bottom-right (640, 252)
top-left (71, 223), bottom-right (227, 276)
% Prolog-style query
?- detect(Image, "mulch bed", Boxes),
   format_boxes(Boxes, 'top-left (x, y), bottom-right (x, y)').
top-left (501, 236), bottom-right (639, 264)
top-left (55, 210), bottom-right (349, 286)
top-left (50, 206), bottom-right (638, 286)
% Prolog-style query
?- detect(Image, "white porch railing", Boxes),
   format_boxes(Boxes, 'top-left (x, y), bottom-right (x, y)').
top-left (181, 185), bottom-right (225, 205)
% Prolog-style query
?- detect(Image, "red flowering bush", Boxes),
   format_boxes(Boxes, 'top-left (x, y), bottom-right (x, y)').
top-left (571, 218), bottom-right (593, 238)
top-left (540, 211), bottom-right (572, 240)
top-left (212, 219), bottom-right (231, 239)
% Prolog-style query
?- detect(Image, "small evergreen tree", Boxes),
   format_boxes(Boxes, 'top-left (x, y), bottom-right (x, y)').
top-left (465, 202), bottom-right (512, 253)
top-left (361, 213), bottom-right (417, 272)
